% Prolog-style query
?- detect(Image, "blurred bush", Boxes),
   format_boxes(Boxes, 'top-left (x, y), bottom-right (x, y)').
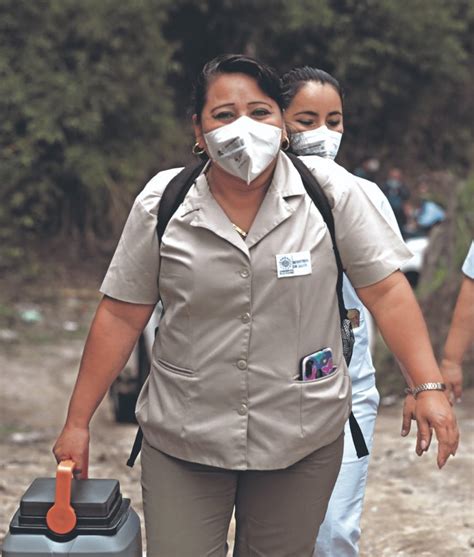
top-left (164, 0), bottom-right (474, 172)
top-left (0, 0), bottom-right (178, 270)
top-left (1, 0), bottom-right (472, 290)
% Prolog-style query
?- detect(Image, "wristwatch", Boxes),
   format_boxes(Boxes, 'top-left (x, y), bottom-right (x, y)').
top-left (405, 382), bottom-right (446, 399)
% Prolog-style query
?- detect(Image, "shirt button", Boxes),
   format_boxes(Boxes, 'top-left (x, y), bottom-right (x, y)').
top-left (237, 359), bottom-right (247, 370)
top-left (241, 312), bottom-right (251, 323)
top-left (240, 269), bottom-right (250, 278)
top-left (238, 403), bottom-right (248, 416)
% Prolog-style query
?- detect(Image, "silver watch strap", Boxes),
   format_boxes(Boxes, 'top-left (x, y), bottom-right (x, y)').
top-left (409, 382), bottom-right (446, 399)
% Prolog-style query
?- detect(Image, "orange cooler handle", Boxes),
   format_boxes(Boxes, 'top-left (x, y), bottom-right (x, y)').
top-left (46, 460), bottom-right (78, 535)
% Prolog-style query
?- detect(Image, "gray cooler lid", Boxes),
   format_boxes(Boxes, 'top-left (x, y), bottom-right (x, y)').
top-left (20, 478), bottom-right (121, 518)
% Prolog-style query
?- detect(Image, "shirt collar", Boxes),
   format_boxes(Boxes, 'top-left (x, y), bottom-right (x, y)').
top-left (181, 151), bottom-right (306, 215)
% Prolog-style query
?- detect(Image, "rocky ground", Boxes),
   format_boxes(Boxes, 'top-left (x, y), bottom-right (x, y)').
top-left (0, 296), bottom-right (473, 556)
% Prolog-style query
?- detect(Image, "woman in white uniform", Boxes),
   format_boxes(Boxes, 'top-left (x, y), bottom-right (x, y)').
top-left (53, 55), bottom-right (458, 557)
top-left (281, 66), bottom-right (431, 557)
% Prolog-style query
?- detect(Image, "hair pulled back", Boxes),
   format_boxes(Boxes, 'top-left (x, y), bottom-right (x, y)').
top-left (192, 54), bottom-right (283, 121)
top-left (281, 66), bottom-right (344, 109)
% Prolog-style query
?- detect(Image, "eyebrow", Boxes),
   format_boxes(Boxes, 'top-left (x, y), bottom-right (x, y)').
top-left (211, 100), bottom-right (273, 112)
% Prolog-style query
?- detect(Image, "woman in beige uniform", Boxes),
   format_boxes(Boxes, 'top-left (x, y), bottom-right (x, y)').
top-left (53, 54), bottom-right (458, 557)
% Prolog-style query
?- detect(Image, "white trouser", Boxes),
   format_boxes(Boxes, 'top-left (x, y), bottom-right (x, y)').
top-left (314, 381), bottom-right (379, 557)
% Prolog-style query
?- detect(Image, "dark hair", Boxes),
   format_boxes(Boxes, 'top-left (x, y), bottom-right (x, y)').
top-left (192, 54), bottom-right (283, 121)
top-left (280, 66), bottom-right (344, 109)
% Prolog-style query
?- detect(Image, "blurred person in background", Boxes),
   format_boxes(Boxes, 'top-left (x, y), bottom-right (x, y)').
top-left (53, 54), bottom-right (458, 557)
top-left (402, 241), bottom-right (473, 428)
top-left (441, 241), bottom-right (474, 400)
top-left (353, 156), bottom-right (380, 182)
top-left (413, 177), bottom-right (446, 234)
top-left (381, 167), bottom-right (411, 233)
top-left (440, 241), bottom-right (474, 400)
top-left (402, 239), bottom-right (473, 452)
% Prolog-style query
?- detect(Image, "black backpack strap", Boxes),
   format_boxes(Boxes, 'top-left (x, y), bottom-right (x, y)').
top-left (127, 160), bottom-right (207, 468)
top-left (285, 153), bottom-right (346, 325)
top-left (286, 153), bottom-right (368, 459)
top-left (126, 427), bottom-right (143, 468)
top-left (157, 160), bottom-right (208, 242)
top-left (349, 412), bottom-right (369, 458)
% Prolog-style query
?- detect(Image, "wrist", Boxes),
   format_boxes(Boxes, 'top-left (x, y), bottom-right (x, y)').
top-left (415, 389), bottom-right (448, 401)
top-left (405, 382), bottom-right (446, 399)
top-left (64, 419), bottom-right (90, 430)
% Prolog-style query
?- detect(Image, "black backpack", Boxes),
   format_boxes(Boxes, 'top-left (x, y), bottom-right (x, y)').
top-left (127, 153), bottom-right (368, 467)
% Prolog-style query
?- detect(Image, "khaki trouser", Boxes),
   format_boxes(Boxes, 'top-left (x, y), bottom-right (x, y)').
top-left (141, 434), bottom-right (344, 557)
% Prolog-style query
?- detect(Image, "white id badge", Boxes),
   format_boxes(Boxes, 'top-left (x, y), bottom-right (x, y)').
top-left (276, 251), bottom-right (312, 278)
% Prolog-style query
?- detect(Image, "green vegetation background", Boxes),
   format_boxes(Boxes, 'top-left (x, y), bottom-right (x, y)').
top-left (1, 0), bottom-right (473, 390)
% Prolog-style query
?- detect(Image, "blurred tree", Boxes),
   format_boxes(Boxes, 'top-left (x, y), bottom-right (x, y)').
top-left (164, 0), bottom-right (473, 172)
top-left (162, 0), bottom-right (288, 110)
top-left (1, 0), bottom-right (472, 272)
top-left (0, 0), bottom-right (176, 264)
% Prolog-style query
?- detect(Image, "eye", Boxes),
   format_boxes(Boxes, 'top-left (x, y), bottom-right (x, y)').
top-left (327, 119), bottom-right (342, 128)
top-left (296, 119), bottom-right (315, 127)
top-left (251, 107), bottom-right (272, 118)
top-left (213, 111), bottom-right (235, 121)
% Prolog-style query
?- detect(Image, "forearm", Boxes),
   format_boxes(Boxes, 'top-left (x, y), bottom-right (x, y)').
top-left (359, 272), bottom-right (459, 468)
top-left (65, 296), bottom-right (154, 429)
top-left (397, 360), bottom-right (415, 389)
top-left (357, 271), bottom-right (442, 386)
top-left (442, 277), bottom-right (474, 365)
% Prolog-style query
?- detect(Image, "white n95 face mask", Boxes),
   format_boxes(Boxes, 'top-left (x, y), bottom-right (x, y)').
top-left (290, 126), bottom-right (342, 159)
top-left (204, 116), bottom-right (282, 184)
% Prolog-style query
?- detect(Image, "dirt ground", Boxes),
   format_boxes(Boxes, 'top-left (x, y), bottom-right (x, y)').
top-left (1, 307), bottom-right (473, 556)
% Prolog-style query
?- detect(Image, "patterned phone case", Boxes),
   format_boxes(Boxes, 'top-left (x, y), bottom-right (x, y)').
top-left (301, 348), bottom-right (334, 381)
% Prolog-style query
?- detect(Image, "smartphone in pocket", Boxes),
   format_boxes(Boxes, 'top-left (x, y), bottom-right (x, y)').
top-left (300, 347), bottom-right (335, 381)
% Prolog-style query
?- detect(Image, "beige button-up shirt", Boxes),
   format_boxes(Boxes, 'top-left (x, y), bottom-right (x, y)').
top-left (101, 153), bottom-right (412, 470)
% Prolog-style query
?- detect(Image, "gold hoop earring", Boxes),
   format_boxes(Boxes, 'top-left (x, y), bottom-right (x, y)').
top-left (192, 142), bottom-right (206, 156)
top-left (281, 137), bottom-right (290, 151)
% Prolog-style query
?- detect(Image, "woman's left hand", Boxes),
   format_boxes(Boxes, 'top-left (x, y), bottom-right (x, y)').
top-left (414, 390), bottom-right (459, 468)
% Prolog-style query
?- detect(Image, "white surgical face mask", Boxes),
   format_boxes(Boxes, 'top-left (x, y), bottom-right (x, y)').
top-left (290, 126), bottom-right (342, 159)
top-left (204, 116), bottom-right (282, 184)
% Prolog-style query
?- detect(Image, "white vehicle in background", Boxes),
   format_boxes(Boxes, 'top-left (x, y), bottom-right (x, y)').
top-left (110, 234), bottom-right (430, 423)
top-left (365, 232), bottom-right (429, 352)
top-left (401, 234), bottom-right (430, 288)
